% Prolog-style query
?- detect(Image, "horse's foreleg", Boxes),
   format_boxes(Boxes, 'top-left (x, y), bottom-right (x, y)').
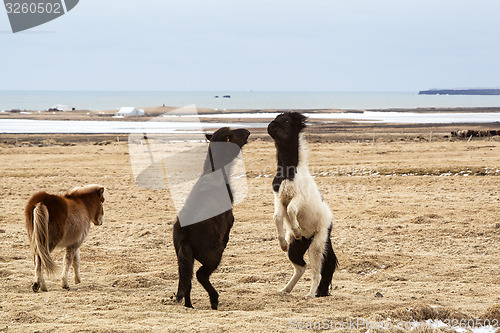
top-left (61, 247), bottom-right (76, 289)
top-left (33, 255), bottom-right (48, 292)
top-left (72, 248), bottom-right (81, 284)
top-left (273, 194), bottom-right (288, 251)
top-left (274, 211), bottom-right (289, 251)
top-left (286, 201), bottom-right (302, 239)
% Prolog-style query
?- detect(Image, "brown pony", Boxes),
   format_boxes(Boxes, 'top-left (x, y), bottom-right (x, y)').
top-left (24, 185), bottom-right (105, 292)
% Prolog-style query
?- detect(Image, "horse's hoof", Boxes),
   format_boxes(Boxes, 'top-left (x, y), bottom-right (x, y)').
top-left (210, 293), bottom-right (219, 310)
top-left (62, 285), bottom-right (70, 290)
top-left (278, 237), bottom-right (288, 252)
top-left (32, 282), bottom-right (40, 292)
top-left (305, 294), bottom-right (315, 299)
top-left (279, 287), bottom-right (291, 294)
top-left (316, 290), bottom-right (330, 297)
top-left (292, 229), bottom-right (302, 240)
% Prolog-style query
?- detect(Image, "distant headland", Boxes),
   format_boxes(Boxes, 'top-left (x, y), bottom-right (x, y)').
top-left (419, 88), bottom-right (500, 95)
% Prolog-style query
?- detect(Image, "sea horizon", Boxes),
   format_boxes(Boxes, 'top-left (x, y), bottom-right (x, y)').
top-left (2, 90), bottom-right (500, 112)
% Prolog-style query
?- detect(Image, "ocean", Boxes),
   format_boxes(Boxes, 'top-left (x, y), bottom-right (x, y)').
top-left (2, 91), bottom-right (500, 111)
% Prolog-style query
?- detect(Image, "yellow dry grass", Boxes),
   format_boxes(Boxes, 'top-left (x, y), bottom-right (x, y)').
top-left (0, 136), bottom-right (499, 332)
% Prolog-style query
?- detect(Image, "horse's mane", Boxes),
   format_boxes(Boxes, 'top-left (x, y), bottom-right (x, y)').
top-left (65, 184), bottom-right (103, 198)
top-left (298, 132), bottom-right (309, 168)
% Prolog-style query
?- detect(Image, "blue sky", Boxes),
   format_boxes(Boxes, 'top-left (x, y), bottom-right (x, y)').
top-left (1, 0), bottom-right (499, 91)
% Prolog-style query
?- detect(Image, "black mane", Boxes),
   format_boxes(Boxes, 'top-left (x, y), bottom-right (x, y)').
top-left (267, 112), bottom-right (307, 191)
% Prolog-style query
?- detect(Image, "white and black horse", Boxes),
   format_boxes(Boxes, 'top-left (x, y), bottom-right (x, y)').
top-left (268, 112), bottom-right (338, 298)
top-left (173, 127), bottom-right (250, 309)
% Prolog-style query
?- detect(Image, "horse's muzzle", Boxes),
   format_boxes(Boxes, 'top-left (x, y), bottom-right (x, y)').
top-left (267, 121), bottom-right (278, 138)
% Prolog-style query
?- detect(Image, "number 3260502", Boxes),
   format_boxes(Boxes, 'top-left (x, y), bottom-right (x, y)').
top-left (5, 2), bottom-right (62, 14)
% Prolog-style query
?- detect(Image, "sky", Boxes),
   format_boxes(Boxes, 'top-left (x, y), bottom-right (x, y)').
top-left (0, 0), bottom-right (499, 91)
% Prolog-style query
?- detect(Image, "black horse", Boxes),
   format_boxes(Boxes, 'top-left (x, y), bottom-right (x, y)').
top-left (173, 127), bottom-right (250, 309)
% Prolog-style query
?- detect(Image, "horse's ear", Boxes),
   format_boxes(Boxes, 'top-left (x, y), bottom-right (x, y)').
top-left (205, 134), bottom-right (212, 141)
top-left (289, 112), bottom-right (308, 130)
top-left (98, 187), bottom-right (105, 202)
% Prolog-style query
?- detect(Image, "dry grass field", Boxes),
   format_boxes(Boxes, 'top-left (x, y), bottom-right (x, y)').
top-left (0, 132), bottom-right (499, 332)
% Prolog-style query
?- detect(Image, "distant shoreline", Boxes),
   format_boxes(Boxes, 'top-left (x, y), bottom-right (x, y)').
top-left (2, 106), bottom-right (500, 123)
top-left (1, 107), bottom-right (500, 144)
top-left (419, 89), bottom-right (500, 95)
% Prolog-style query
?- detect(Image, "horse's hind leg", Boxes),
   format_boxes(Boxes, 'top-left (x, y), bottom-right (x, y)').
top-left (316, 232), bottom-right (338, 297)
top-left (281, 235), bottom-right (311, 293)
top-left (306, 227), bottom-right (330, 299)
top-left (315, 225), bottom-right (339, 297)
top-left (32, 255), bottom-right (48, 292)
top-left (196, 264), bottom-right (219, 310)
top-left (72, 248), bottom-right (81, 284)
top-left (61, 247), bottom-right (76, 289)
top-left (176, 245), bottom-right (194, 308)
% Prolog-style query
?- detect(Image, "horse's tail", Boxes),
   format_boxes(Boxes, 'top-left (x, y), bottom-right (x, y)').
top-left (175, 243), bottom-right (194, 304)
top-left (31, 203), bottom-right (57, 275)
top-left (316, 224), bottom-right (339, 297)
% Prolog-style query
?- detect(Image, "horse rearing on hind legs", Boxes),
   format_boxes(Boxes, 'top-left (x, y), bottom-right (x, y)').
top-left (25, 185), bottom-right (105, 292)
top-left (173, 127), bottom-right (250, 310)
top-left (268, 112), bottom-right (339, 298)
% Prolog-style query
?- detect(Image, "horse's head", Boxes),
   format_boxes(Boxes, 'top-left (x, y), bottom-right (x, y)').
top-left (65, 185), bottom-right (105, 226)
top-left (204, 127), bottom-right (250, 173)
top-left (205, 127), bottom-right (250, 148)
top-left (93, 186), bottom-right (105, 226)
top-left (267, 112), bottom-right (307, 146)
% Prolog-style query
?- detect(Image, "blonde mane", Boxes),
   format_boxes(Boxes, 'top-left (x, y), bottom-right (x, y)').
top-left (65, 184), bottom-right (104, 197)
